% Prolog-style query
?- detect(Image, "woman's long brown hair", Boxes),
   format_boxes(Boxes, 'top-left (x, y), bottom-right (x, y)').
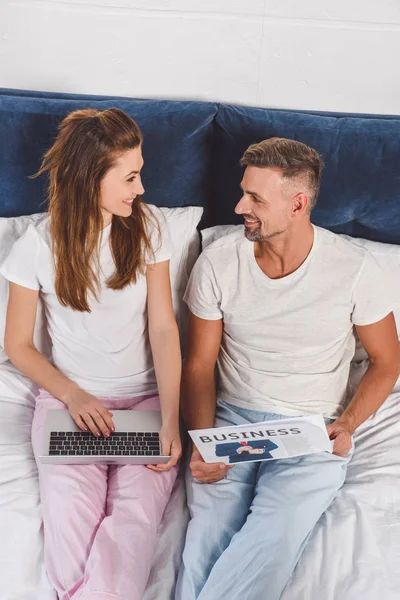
top-left (34, 108), bottom-right (157, 312)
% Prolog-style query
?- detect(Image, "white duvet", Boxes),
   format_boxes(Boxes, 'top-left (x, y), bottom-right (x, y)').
top-left (282, 363), bottom-right (400, 600)
top-left (1, 359), bottom-right (399, 600)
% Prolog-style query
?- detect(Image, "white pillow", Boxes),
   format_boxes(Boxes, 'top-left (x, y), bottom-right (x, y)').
top-left (0, 207), bottom-right (203, 362)
top-left (201, 224), bottom-right (400, 342)
top-left (0, 213), bottom-right (50, 364)
top-left (201, 224), bottom-right (240, 250)
top-left (160, 206), bottom-right (203, 352)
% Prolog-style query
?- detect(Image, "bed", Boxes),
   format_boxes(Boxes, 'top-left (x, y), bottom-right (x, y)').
top-left (0, 88), bottom-right (399, 599)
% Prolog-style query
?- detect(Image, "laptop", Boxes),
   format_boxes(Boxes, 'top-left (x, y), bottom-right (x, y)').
top-left (40, 409), bottom-right (170, 465)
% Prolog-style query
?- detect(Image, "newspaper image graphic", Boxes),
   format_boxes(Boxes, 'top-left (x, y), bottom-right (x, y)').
top-left (189, 414), bottom-right (332, 464)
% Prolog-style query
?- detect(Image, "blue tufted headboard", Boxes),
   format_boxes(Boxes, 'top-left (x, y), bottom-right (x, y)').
top-left (210, 105), bottom-right (400, 244)
top-left (1, 88), bottom-right (400, 244)
top-left (0, 88), bottom-right (217, 218)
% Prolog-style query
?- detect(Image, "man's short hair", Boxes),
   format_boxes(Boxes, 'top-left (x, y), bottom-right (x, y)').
top-left (240, 138), bottom-right (324, 210)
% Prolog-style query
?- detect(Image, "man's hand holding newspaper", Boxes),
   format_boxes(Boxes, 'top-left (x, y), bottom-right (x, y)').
top-left (189, 414), bottom-right (333, 482)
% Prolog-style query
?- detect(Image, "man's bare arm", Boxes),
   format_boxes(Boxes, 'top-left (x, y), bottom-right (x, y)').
top-left (181, 312), bottom-right (222, 430)
top-left (182, 312), bottom-right (233, 482)
top-left (327, 312), bottom-right (400, 455)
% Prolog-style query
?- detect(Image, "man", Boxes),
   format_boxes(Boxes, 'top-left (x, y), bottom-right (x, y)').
top-left (175, 138), bottom-right (400, 600)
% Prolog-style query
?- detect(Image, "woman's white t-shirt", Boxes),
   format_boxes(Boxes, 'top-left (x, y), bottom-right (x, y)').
top-left (0, 206), bottom-right (172, 398)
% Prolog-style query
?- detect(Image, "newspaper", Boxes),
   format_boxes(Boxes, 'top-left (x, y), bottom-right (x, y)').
top-left (189, 414), bottom-right (332, 465)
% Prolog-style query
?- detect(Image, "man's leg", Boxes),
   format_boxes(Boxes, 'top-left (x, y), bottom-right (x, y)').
top-left (176, 401), bottom-right (267, 600)
top-left (198, 447), bottom-right (353, 600)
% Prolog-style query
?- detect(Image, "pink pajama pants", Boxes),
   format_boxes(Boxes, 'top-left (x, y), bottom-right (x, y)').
top-left (31, 390), bottom-right (178, 600)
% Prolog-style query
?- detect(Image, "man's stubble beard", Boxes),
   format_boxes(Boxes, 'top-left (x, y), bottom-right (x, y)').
top-left (244, 224), bottom-right (286, 242)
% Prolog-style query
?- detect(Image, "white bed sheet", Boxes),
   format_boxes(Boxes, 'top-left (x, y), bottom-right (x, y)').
top-left (282, 364), bottom-right (400, 600)
top-left (1, 360), bottom-right (399, 600)
top-left (0, 361), bottom-right (189, 600)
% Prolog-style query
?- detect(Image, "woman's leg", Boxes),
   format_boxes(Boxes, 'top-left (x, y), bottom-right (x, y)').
top-left (78, 394), bottom-right (178, 600)
top-left (31, 392), bottom-right (108, 600)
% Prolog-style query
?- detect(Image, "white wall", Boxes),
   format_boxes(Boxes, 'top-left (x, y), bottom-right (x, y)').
top-left (1, 0), bottom-right (399, 115)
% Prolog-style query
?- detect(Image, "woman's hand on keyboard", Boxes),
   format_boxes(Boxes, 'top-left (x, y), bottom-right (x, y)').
top-left (64, 388), bottom-right (115, 438)
top-left (147, 424), bottom-right (182, 472)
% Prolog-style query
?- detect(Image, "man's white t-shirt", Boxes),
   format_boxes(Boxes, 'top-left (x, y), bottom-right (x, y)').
top-left (0, 206), bottom-right (172, 398)
top-left (184, 226), bottom-right (396, 419)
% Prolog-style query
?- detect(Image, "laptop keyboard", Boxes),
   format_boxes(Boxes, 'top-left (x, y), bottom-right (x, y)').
top-left (48, 431), bottom-right (161, 456)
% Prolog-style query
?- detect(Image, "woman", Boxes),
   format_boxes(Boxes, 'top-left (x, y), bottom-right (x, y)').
top-left (1, 108), bottom-right (182, 600)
